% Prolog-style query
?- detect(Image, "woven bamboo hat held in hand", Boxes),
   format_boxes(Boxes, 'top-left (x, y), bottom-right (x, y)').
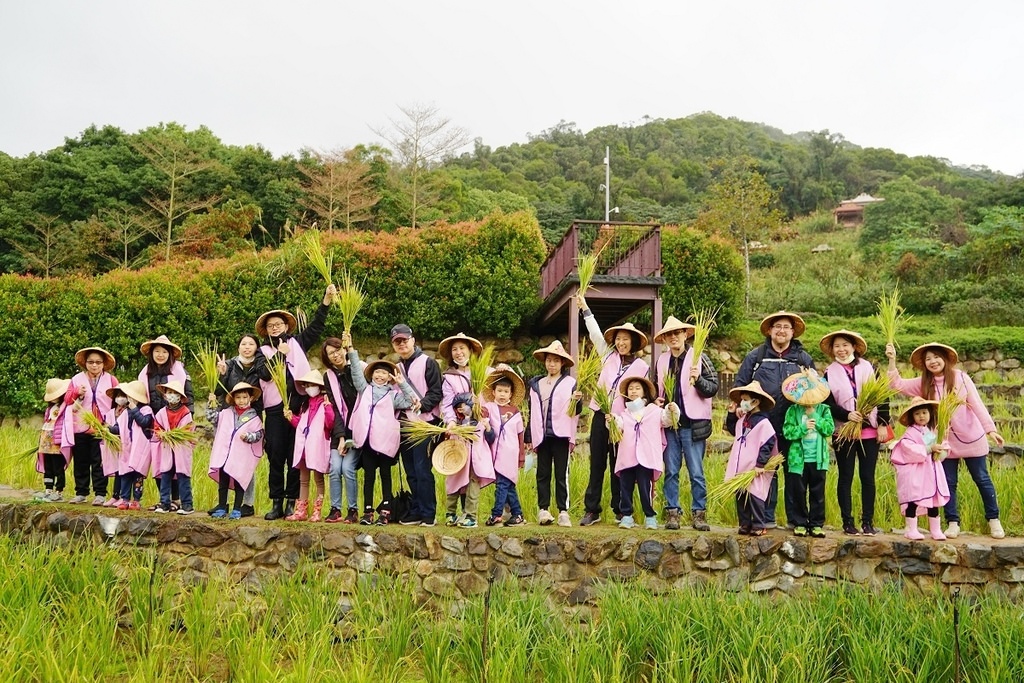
top-left (432, 439), bottom-right (469, 475)
top-left (782, 369), bottom-right (831, 407)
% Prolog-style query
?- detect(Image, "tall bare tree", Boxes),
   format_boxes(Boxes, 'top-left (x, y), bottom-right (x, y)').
top-left (12, 214), bottom-right (73, 277)
top-left (298, 148), bottom-right (379, 231)
top-left (372, 104), bottom-right (469, 228)
top-left (133, 132), bottom-right (221, 261)
top-left (83, 206), bottom-right (151, 269)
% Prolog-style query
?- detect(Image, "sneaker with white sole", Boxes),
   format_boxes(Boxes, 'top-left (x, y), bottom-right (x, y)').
top-left (944, 521), bottom-right (961, 539)
top-left (47, 491), bottom-right (64, 503)
top-left (537, 509), bottom-right (555, 526)
top-left (91, 495), bottom-right (106, 506)
top-left (989, 519), bottom-right (1005, 539)
top-left (618, 515), bottom-right (635, 529)
top-left (67, 495), bottom-right (87, 504)
top-left (557, 511), bottom-right (571, 527)
top-left (644, 516), bottom-right (658, 530)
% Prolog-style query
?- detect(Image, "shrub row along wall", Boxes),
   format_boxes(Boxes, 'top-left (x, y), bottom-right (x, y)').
top-left (4, 505), bottom-right (1023, 603)
top-left (0, 212), bottom-right (744, 417)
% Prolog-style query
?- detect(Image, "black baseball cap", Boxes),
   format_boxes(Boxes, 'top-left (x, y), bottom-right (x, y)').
top-left (390, 324), bottom-right (413, 341)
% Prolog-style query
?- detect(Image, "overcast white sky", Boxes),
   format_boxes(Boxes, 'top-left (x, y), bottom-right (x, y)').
top-left (2, 1), bottom-right (1021, 174)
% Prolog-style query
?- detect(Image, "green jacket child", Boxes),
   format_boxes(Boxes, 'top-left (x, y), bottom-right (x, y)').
top-left (782, 402), bottom-right (835, 475)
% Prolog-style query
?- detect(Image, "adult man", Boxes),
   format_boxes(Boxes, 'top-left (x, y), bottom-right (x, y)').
top-left (391, 323), bottom-right (443, 526)
top-left (727, 311), bottom-right (814, 526)
top-left (256, 283), bottom-right (335, 521)
top-left (653, 316), bottom-right (718, 531)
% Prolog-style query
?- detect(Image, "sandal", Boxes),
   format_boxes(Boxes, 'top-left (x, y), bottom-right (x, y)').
top-left (750, 528), bottom-right (769, 537)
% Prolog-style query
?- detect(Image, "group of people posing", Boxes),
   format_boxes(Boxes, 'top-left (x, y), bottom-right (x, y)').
top-left (35, 283), bottom-right (1008, 538)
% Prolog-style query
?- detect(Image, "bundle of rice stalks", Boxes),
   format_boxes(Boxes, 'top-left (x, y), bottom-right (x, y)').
top-left (156, 427), bottom-right (199, 447)
top-left (468, 344), bottom-right (496, 420)
top-left (706, 453), bottom-right (784, 508)
top-left (337, 269), bottom-right (365, 336)
top-left (268, 356), bottom-right (289, 399)
top-left (191, 340), bottom-right (222, 400)
top-left (302, 228), bottom-right (335, 301)
top-left (80, 410), bottom-right (121, 453)
top-left (402, 420), bottom-right (478, 447)
top-left (593, 385), bottom-right (622, 443)
top-left (575, 245), bottom-right (604, 298)
top-left (876, 285), bottom-right (912, 350)
top-left (567, 345), bottom-right (602, 417)
top-left (663, 371), bottom-right (680, 429)
top-left (688, 304), bottom-right (720, 385)
top-left (835, 374), bottom-right (901, 442)
top-left (935, 391), bottom-right (966, 448)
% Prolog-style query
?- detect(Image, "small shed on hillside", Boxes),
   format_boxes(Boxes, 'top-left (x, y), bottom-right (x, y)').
top-left (833, 193), bottom-right (885, 227)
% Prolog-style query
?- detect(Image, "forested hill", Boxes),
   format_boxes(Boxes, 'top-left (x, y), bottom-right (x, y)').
top-left (444, 113), bottom-right (1021, 241)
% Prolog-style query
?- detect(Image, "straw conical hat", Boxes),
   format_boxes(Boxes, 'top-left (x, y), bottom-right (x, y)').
top-left (728, 380), bottom-right (776, 411)
top-left (225, 381), bottom-right (262, 405)
top-left (140, 335), bottom-right (182, 360)
top-left (759, 311), bottom-right (806, 338)
top-left (819, 329), bottom-right (867, 359)
top-left (294, 370), bottom-right (325, 387)
top-left (898, 396), bottom-right (940, 427)
top-left (603, 322), bottom-right (649, 350)
top-left (432, 439), bottom-right (469, 475)
top-left (909, 343), bottom-right (959, 371)
top-left (654, 316), bottom-right (696, 344)
top-left (532, 340), bottom-right (574, 367)
top-left (44, 378), bottom-right (71, 402)
top-left (482, 369), bottom-right (526, 406)
top-left (255, 309), bottom-right (297, 338)
top-left (364, 359), bottom-right (399, 383)
top-left (156, 380), bottom-right (187, 397)
top-left (618, 376), bottom-right (658, 403)
top-left (74, 347), bottom-right (116, 372)
top-left (438, 332), bottom-right (483, 364)
top-left (119, 380), bottom-right (150, 405)
top-left (781, 369), bottom-right (830, 406)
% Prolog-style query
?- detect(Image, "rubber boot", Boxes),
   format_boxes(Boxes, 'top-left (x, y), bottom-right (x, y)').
top-left (286, 499), bottom-right (308, 521)
top-left (264, 499), bottom-right (284, 521)
top-left (928, 516), bottom-right (946, 541)
top-left (283, 499), bottom-right (296, 518)
top-left (904, 516), bottom-right (924, 540)
top-left (309, 496), bottom-right (324, 523)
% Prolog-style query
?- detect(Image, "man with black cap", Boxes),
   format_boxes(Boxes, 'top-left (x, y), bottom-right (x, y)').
top-left (727, 310), bottom-right (815, 527)
top-left (390, 323), bottom-right (443, 526)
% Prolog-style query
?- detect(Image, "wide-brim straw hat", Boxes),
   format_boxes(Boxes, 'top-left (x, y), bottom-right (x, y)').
top-left (156, 380), bottom-right (187, 397)
top-left (255, 309), bottom-right (297, 338)
top-left (618, 376), bottom-right (658, 403)
top-left (532, 340), bottom-right (574, 367)
top-left (603, 322), bottom-right (650, 350)
top-left (482, 369), bottom-right (526, 406)
top-left (819, 329), bottom-right (867, 359)
top-left (44, 378), bottom-right (71, 402)
top-left (654, 315), bottom-right (696, 344)
top-left (759, 311), bottom-right (807, 338)
top-left (432, 439), bottom-right (469, 476)
top-left (782, 370), bottom-right (831, 406)
top-left (898, 396), bottom-right (940, 427)
top-left (294, 370), bottom-right (325, 387)
top-left (729, 380), bottom-right (776, 411)
top-left (225, 381), bottom-right (262, 405)
top-left (119, 380), bottom-right (150, 405)
top-left (438, 332), bottom-right (483, 364)
top-left (909, 343), bottom-right (959, 371)
top-left (140, 334), bottom-right (182, 360)
top-left (75, 347), bottom-right (116, 372)
top-left (364, 359), bottom-right (399, 383)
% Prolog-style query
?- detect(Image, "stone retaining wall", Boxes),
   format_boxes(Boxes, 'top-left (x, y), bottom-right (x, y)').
top-left (3, 503), bottom-right (1022, 603)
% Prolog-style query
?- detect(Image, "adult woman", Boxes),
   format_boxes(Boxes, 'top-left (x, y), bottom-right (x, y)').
top-left (886, 342), bottom-right (1005, 538)
top-left (438, 332), bottom-right (484, 426)
top-left (576, 293), bottom-right (650, 526)
top-left (61, 347), bottom-right (119, 505)
top-left (821, 330), bottom-right (889, 536)
top-left (322, 334), bottom-right (359, 523)
top-left (214, 334), bottom-right (270, 412)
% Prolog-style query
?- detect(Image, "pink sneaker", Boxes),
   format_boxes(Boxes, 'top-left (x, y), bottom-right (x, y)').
top-left (103, 497), bottom-right (120, 508)
top-left (128, 500), bottom-right (141, 511)
top-left (117, 500), bottom-right (130, 510)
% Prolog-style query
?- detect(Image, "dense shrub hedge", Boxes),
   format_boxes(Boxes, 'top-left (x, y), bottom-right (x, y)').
top-left (660, 226), bottom-right (744, 335)
top-left (0, 211), bottom-right (547, 416)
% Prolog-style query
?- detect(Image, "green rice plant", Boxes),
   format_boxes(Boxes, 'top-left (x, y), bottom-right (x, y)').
top-left (662, 371), bottom-right (679, 429)
top-left (835, 374), bottom-right (901, 442)
top-left (687, 303), bottom-right (719, 385)
top-left (190, 339), bottom-right (222, 402)
top-left (155, 426), bottom-right (199, 447)
top-left (402, 420), bottom-right (477, 446)
top-left (302, 228), bottom-right (335, 298)
top-left (935, 391), bottom-right (966, 447)
top-left (706, 453), bottom-right (783, 509)
top-left (79, 409), bottom-right (122, 452)
top-left (877, 284), bottom-right (913, 349)
top-left (337, 268), bottom-right (366, 336)
top-left (575, 244), bottom-right (605, 297)
top-left (468, 344), bottom-right (496, 421)
top-left (567, 345), bottom-right (602, 417)
top-left (267, 354), bottom-right (289, 400)
top-left (592, 385), bottom-right (622, 443)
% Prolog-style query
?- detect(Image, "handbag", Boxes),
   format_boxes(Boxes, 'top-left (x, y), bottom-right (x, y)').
top-left (876, 423), bottom-right (895, 443)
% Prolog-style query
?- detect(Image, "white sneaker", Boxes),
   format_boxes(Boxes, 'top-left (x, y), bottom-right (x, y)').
top-left (33, 490), bottom-right (51, 501)
top-left (989, 519), bottom-right (1005, 539)
top-left (537, 509), bottom-right (555, 526)
top-left (91, 495), bottom-right (105, 506)
top-left (47, 491), bottom-right (63, 502)
top-left (618, 515), bottom-right (636, 529)
top-left (644, 516), bottom-right (658, 530)
top-left (557, 511), bottom-right (572, 527)
top-left (944, 521), bottom-right (961, 539)
top-left (67, 495), bottom-right (87, 504)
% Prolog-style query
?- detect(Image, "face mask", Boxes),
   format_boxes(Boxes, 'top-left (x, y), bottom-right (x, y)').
top-left (836, 356), bottom-right (854, 365)
top-left (166, 393), bottom-right (181, 404)
top-left (740, 399), bottom-right (755, 413)
top-left (306, 386), bottom-right (321, 397)
top-left (626, 398), bottom-right (646, 413)
top-left (115, 396), bottom-right (129, 406)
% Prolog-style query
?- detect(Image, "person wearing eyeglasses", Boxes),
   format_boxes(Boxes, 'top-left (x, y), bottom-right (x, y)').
top-left (726, 311), bottom-right (815, 528)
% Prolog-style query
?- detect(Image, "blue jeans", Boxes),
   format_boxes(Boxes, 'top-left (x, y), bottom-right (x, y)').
top-left (491, 474), bottom-right (523, 518)
top-left (942, 456), bottom-right (999, 522)
top-left (160, 473), bottom-right (193, 510)
top-left (119, 472), bottom-right (143, 501)
top-left (400, 438), bottom-right (436, 521)
top-left (329, 447), bottom-right (361, 511)
top-left (663, 427), bottom-right (707, 512)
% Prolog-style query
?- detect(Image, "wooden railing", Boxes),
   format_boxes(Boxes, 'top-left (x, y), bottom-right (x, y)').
top-left (540, 220), bottom-right (661, 301)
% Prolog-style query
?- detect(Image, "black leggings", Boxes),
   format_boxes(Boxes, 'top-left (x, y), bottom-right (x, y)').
top-left (835, 437), bottom-right (878, 526)
top-left (905, 503), bottom-right (939, 518)
top-left (584, 411), bottom-right (620, 515)
top-left (536, 437), bottom-right (570, 512)
top-left (43, 453), bottom-right (66, 491)
top-left (218, 475), bottom-right (244, 509)
top-left (362, 448), bottom-right (393, 511)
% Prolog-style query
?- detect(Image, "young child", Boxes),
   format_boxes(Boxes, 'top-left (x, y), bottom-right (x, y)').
top-left (610, 377), bottom-right (674, 530)
top-left (35, 378), bottom-right (70, 502)
top-left (445, 393), bottom-right (496, 528)
top-left (153, 380), bottom-right (196, 515)
top-left (781, 371), bottom-right (835, 538)
top-left (891, 397), bottom-right (952, 540)
top-left (724, 381), bottom-right (778, 536)
top-left (207, 382), bottom-right (265, 520)
top-left (525, 341), bottom-right (582, 527)
top-left (118, 380), bottom-right (155, 510)
top-left (283, 371), bottom-right (336, 522)
top-left (100, 384), bottom-right (132, 507)
top-left (482, 371), bottom-right (527, 527)
top-left (348, 356), bottom-right (419, 525)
